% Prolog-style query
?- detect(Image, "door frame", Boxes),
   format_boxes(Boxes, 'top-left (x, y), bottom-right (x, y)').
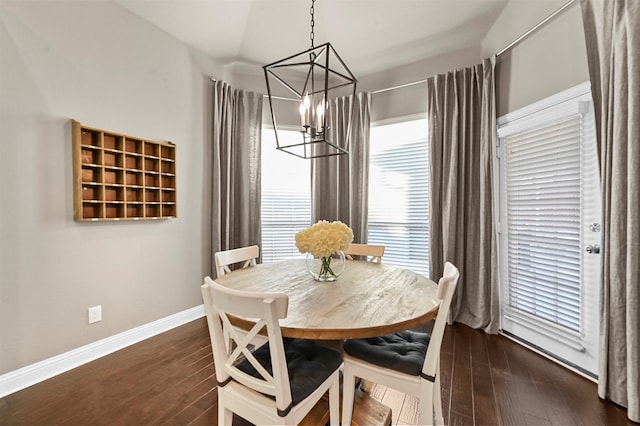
top-left (496, 82), bottom-right (601, 378)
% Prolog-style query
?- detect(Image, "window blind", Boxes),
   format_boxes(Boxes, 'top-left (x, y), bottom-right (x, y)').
top-left (261, 130), bottom-right (311, 262)
top-left (368, 119), bottom-right (429, 276)
top-left (504, 114), bottom-right (582, 332)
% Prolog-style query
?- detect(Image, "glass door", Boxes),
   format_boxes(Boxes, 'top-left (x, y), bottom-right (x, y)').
top-left (498, 83), bottom-right (601, 376)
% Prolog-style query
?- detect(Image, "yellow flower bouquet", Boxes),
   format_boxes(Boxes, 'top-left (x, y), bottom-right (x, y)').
top-left (295, 220), bottom-right (353, 281)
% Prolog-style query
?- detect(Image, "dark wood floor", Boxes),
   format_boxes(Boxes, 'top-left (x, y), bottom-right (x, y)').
top-left (0, 318), bottom-right (632, 425)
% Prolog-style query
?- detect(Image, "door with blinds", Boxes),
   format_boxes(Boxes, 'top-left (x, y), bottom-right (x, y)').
top-left (497, 83), bottom-right (601, 376)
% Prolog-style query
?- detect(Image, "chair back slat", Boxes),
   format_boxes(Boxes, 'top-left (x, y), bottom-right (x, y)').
top-left (201, 277), bottom-right (292, 409)
top-left (214, 245), bottom-right (259, 278)
top-left (344, 243), bottom-right (385, 263)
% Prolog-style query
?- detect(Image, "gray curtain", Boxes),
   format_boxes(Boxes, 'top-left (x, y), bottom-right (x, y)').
top-left (211, 80), bottom-right (263, 266)
top-left (580, 0), bottom-right (639, 421)
top-left (311, 92), bottom-right (371, 243)
top-left (426, 57), bottom-right (499, 334)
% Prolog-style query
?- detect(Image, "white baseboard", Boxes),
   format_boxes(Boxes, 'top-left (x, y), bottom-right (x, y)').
top-left (0, 305), bottom-right (205, 398)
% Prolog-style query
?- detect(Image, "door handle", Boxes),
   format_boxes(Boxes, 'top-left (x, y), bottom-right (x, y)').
top-left (586, 244), bottom-right (600, 254)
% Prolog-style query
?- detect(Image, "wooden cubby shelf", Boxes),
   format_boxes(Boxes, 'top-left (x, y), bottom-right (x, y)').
top-left (72, 120), bottom-right (177, 221)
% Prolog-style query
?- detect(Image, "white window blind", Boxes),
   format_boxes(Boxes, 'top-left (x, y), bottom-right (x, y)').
top-left (368, 118), bottom-right (429, 276)
top-left (261, 129), bottom-right (311, 262)
top-left (498, 83), bottom-right (600, 375)
top-left (504, 114), bottom-right (582, 332)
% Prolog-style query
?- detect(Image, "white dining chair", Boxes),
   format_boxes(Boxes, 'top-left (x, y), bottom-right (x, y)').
top-left (214, 245), bottom-right (266, 348)
top-left (340, 262), bottom-right (459, 426)
top-left (344, 243), bottom-right (385, 264)
top-left (201, 277), bottom-right (342, 425)
top-left (214, 245), bottom-right (260, 278)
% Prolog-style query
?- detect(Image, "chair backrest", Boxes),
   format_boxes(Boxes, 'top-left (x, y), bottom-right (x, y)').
top-left (214, 245), bottom-right (259, 278)
top-left (421, 262), bottom-right (459, 378)
top-left (344, 243), bottom-right (385, 264)
top-left (201, 277), bottom-right (292, 412)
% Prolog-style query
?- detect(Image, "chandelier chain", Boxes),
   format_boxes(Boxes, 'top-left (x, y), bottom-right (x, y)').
top-left (309, 0), bottom-right (315, 48)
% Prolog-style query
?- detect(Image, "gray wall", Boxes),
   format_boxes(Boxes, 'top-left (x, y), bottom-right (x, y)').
top-left (0, 0), bottom-right (222, 373)
top-left (362, 46), bottom-right (482, 123)
top-left (482, 0), bottom-right (589, 116)
top-left (358, 0), bottom-right (588, 121)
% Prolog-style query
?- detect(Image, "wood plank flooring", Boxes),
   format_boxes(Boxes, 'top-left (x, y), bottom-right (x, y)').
top-left (0, 318), bottom-right (633, 425)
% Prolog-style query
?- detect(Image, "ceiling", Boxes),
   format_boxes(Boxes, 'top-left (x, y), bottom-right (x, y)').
top-left (114, 0), bottom-right (509, 77)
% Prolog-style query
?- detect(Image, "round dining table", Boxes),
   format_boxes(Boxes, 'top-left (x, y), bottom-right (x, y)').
top-left (214, 258), bottom-right (439, 340)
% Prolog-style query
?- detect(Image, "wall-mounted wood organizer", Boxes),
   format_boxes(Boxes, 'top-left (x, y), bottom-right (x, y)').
top-left (72, 120), bottom-right (177, 221)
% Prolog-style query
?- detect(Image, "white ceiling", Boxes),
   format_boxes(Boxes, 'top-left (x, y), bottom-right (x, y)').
top-left (114, 0), bottom-right (510, 77)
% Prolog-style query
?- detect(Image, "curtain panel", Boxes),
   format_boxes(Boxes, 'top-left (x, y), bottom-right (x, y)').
top-left (426, 57), bottom-right (499, 334)
top-left (211, 80), bottom-right (263, 270)
top-left (311, 92), bottom-right (371, 243)
top-left (580, 0), bottom-right (640, 421)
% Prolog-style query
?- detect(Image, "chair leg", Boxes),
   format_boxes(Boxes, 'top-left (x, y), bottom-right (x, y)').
top-left (434, 372), bottom-right (445, 425)
top-left (218, 402), bottom-right (232, 426)
top-left (419, 381), bottom-right (434, 426)
top-left (329, 374), bottom-right (340, 426)
top-left (341, 367), bottom-right (356, 426)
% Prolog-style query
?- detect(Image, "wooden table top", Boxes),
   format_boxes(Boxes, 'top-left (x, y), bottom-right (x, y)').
top-left (214, 258), bottom-right (439, 340)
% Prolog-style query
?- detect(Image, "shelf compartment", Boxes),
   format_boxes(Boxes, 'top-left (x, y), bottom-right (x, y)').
top-left (144, 142), bottom-right (159, 157)
top-left (104, 186), bottom-right (124, 202)
top-left (81, 148), bottom-right (101, 165)
top-left (160, 160), bottom-right (175, 174)
top-left (103, 134), bottom-right (121, 151)
top-left (126, 188), bottom-right (142, 202)
top-left (82, 185), bottom-right (102, 201)
top-left (144, 158), bottom-right (159, 172)
top-left (81, 130), bottom-right (100, 147)
top-left (161, 175), bottom-right (175, 188)
top-left (126, 204), bottom-right (144, 218)
top-left (103, 169), bottom-right (123, 185)
top-left (144, 174), bottom-right (159, 187)
top-left (125, 138), bottom-right (142, 153)
top-left (161, 204), bottom-right (176, 217)
top-left (125, 155), bottom-right (142, 170)
top-left (82, 203), bottom-right (103, 219)
top-left (103, 152), bottom-right (123, 167)
top-left (144, 205), bottom-right (160, 218)
top-left (145, 189), bottom-right (159, 202)
top-left (81, 167), bottom-right (101, 183)
top-left (160, 145), bottom-right (175, 160)
top-left (125, 171), bottom-right (143, 186)
top-left (105, 203), bottom-right (124, 219)
top-left (161, 190), bottom-right (175, 202)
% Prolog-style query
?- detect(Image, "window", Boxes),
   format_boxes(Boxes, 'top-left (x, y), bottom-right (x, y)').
top-left (261, 129), bottom-right (311, 262)
top-left (498, 82), bottom-right (600, 375)
top-left (261, 119), bottom-right (430, 275)
top-left (368, 118), bottom-right (430, 276)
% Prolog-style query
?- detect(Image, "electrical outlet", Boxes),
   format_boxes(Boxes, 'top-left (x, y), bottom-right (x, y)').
top-left (88, 305), bottom-right (102, 324)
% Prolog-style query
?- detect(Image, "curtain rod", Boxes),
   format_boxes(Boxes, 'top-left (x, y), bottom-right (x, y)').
top-left (211, 77), bottom-right (297, 101)
top-left (495, 0), bottom-right (576, 57)
top-left (213, 0), bottom-right (577, 98)
top-left (372, 0), bottom-right (576, 95)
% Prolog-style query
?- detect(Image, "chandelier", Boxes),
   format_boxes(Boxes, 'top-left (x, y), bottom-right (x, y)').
top-left (263, 0), bottom-right (357, 159)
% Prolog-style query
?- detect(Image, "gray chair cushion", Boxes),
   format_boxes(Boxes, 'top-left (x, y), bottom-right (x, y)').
top-left (236, 338), bottom-right (343, 407)
top-left (343, 330), bottom-right (430, 376)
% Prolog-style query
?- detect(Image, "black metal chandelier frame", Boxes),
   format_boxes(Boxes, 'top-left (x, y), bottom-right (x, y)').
top-left (262, 1), bottom-right (357, 159)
